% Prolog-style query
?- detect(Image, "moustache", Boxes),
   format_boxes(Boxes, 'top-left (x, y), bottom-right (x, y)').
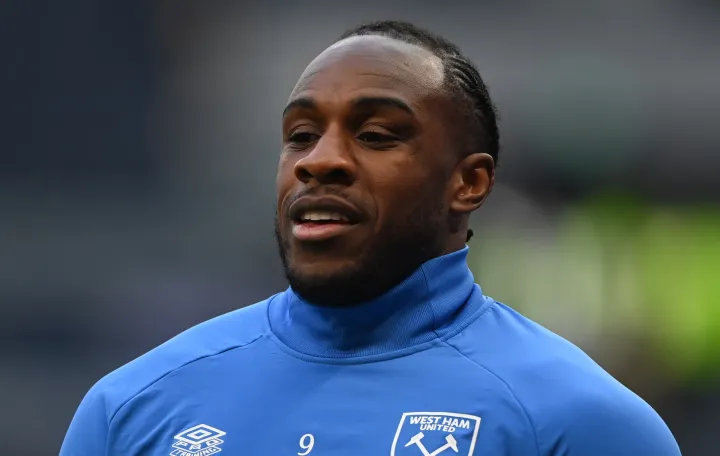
top-left (282, 186), bottom-right (357, 215)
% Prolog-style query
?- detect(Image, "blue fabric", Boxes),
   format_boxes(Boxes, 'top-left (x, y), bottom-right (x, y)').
top-left (61, 248), bottom-right (681, 455)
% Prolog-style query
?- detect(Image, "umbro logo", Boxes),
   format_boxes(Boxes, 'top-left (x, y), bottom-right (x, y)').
top-left (170, 424), bottom-right (226, 456)
top-left (391, 412), bottom-right (482, 456)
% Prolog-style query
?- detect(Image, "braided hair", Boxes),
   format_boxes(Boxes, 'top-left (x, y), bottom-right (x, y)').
top-left (338, 20), bottom-right (500, 165)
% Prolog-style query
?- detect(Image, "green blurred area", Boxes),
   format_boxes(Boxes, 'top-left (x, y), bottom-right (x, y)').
top-left (469, 194), bottom-right (720, 383)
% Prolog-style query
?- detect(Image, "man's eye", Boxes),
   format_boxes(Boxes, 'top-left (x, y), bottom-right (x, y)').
top-left (287, 132), bottom-right (319, 145)
top-left (357, 131), bottom-right (397, 144)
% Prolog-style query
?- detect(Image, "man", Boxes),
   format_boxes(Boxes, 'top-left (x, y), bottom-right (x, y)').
top-left (61, 21), bottom-right (681, 455)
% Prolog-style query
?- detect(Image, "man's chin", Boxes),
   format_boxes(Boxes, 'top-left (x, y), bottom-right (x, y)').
top-left (284, 259), bottom-right (372, 307)
top-left (275, 215), bottom-right (443, 306)
top-left (286, 259), bottom-right (359, 286)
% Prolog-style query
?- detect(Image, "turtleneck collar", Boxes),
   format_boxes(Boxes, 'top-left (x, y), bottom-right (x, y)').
top-left (268, 247), bottom-right (487, 360)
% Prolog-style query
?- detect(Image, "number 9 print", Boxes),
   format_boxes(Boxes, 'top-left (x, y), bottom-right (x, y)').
top-left (298, 433), bottom-right (315, 455)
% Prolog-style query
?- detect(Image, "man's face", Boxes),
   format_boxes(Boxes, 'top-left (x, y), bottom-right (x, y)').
top-left (276, 35), bottom-right (462, 306)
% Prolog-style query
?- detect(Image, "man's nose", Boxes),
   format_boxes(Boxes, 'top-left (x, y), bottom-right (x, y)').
top-left (293, 130), bottom-right (357, 186)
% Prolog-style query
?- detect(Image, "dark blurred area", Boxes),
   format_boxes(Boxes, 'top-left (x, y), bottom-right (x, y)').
top-left (1, 1), bottom-right (718, 454)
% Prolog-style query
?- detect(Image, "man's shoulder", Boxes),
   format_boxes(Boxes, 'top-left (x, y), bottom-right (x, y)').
top-left (89, 294), bottom-right (279, 418)
top-left (451, 299), bottom-right (648, 405)
top-left (450, 299), bottom-right (614, 380)
top-left (448, 300), bottom-right (679, 454)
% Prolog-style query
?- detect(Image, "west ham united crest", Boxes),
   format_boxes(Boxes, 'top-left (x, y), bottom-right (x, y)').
top-left (391, 412), bottom-right (481, 456)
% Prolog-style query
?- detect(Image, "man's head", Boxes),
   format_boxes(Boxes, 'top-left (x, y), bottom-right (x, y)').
top-left (275, 20), bottom-right (498, 306)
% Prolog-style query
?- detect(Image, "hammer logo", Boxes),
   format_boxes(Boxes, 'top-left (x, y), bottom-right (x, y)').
top-left (405, 432), bottom-right (458, 456)
top-left (391, 412), bottom-right (481, 456)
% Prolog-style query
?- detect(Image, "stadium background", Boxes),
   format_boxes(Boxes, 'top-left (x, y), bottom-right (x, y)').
top-left (2, 1), bottom-right (718, 454)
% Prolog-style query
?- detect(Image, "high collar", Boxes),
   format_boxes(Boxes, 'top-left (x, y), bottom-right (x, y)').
top-left (268, 247), bottom-right (484, 359)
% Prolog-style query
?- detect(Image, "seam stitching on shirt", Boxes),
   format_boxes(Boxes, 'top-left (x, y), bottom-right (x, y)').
top-left (442, 338), bottom-right (542, 456)
top-left (268, 334), bottom-right (448, 365)
top-left (437, 295), bottom-right (493, 341)
top-left (418, 265), bottom-right (439, 338)
top-left (106, 333), bottom-right (267, 427)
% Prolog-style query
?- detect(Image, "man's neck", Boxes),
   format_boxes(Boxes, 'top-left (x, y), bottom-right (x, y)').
top-left (269, 247), bottom-right (487, 359)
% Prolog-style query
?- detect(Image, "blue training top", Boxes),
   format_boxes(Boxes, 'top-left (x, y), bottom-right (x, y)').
top-left (60, 247), bottom-right (681, 455)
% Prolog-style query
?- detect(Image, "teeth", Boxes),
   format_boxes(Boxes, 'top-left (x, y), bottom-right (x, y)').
top-left (301, 211), bottom-right (348, 222)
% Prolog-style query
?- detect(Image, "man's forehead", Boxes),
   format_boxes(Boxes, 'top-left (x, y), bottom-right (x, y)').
top-left (290, 35), bottom-right (445, 100)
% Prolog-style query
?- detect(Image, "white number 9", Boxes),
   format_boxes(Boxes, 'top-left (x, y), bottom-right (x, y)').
top-left (298, 433), bottom-right (315, 455)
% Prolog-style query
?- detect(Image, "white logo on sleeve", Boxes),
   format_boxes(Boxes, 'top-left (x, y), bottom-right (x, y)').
top-left (170, 424), bottom-right (226, 456)
top-left (391, 412), bottom-right (481, 456)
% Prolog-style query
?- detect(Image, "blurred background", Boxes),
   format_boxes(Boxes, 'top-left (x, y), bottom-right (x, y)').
top-left (2, 0), bottom-right (719, 454)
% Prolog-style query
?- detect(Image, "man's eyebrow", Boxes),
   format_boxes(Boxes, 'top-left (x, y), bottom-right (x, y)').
top-left (282, 96), bottom-right (415, 118)
top-left (352, 97), bottom-right (414, 115)
top-left (283, 97), bottom-right (316, 117)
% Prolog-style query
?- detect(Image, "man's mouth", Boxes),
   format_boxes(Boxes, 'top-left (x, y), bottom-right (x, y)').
top-left (299, 211), bottom-right (350, 223)
top-left (289, 197), bottom-right (363, 242)
top-left (292, 220), bottom-right (355, 241)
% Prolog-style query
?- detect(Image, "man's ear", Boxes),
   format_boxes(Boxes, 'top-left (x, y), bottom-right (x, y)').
top-left (449, 152), bottom-right (495, 214)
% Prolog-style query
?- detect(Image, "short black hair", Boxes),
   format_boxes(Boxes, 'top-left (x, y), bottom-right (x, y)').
top-left (338, 20), bottom-right (500, 165)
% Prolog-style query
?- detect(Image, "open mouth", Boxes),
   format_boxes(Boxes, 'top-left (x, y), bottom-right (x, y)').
top-left (289, 197), bottom-right (362, 241)
top-left (299, 211), bottom-right (351, 224)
